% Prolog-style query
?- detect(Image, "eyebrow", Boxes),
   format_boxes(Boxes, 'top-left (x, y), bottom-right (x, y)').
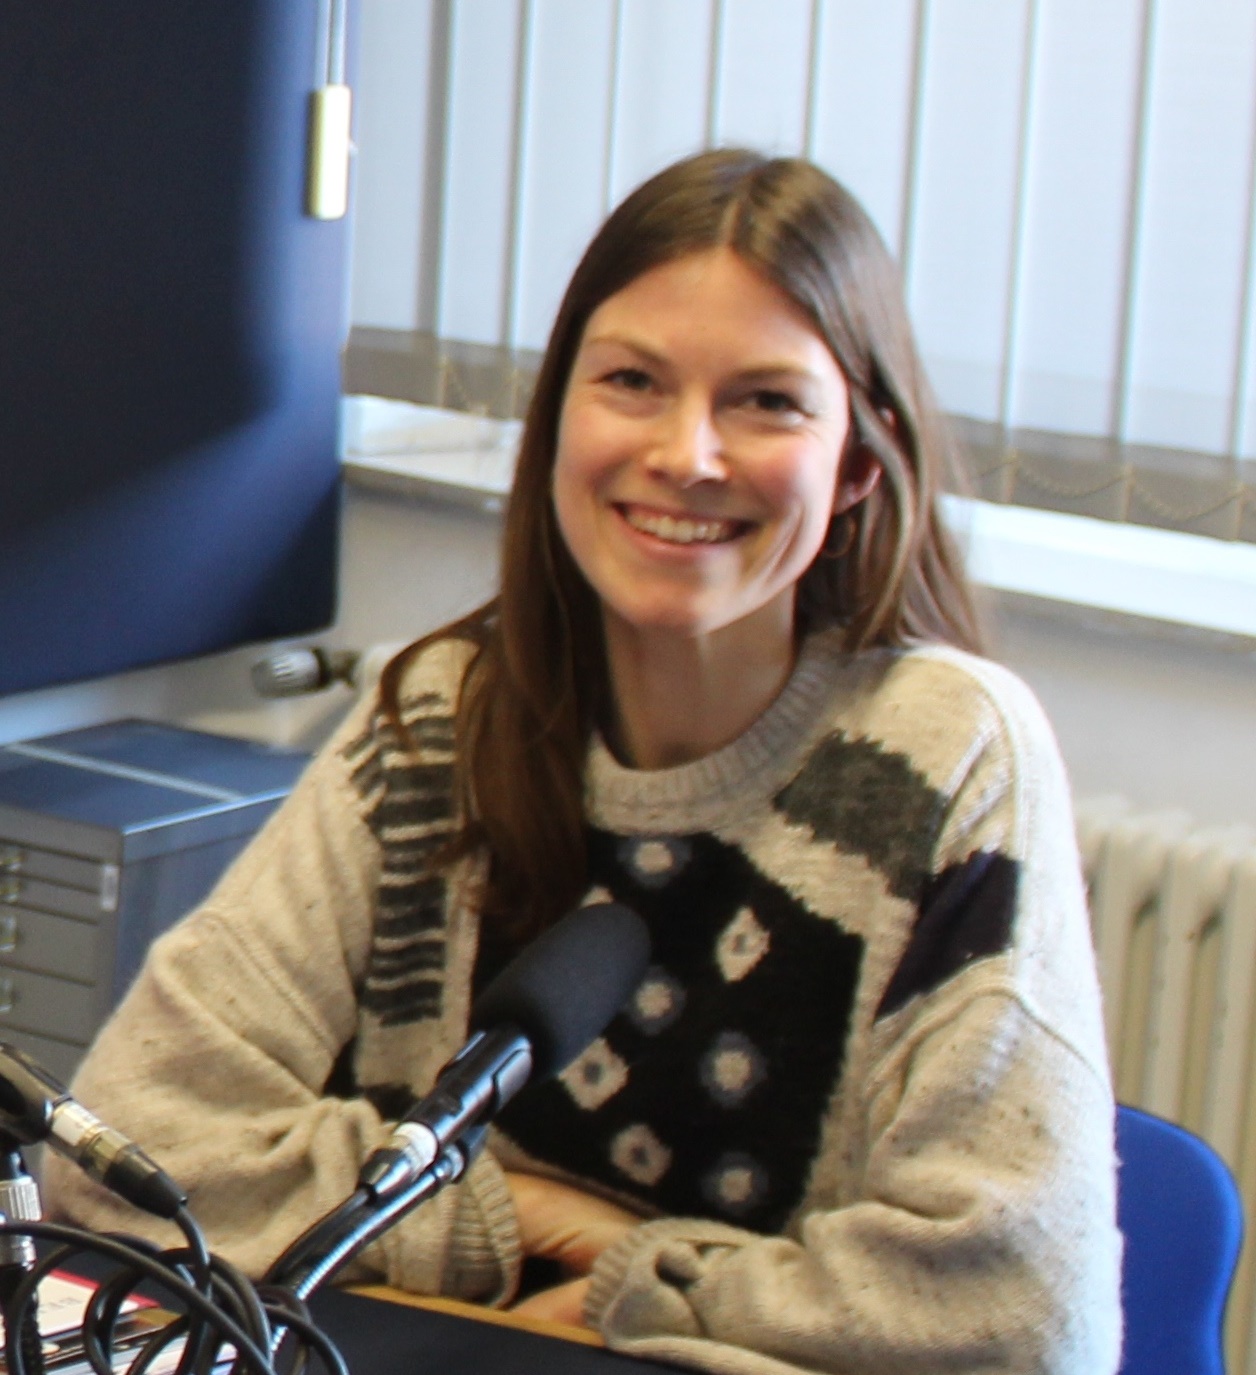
top-left (579, 333), bottom-right (825, 385)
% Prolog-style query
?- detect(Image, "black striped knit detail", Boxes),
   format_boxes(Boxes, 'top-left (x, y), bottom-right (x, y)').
top-left (773, 732), bottom-right (947, 901)
top-left (773, 732), bottom-right (1020, 1019)
top-left (343, 693), bottom-right (459, 1027)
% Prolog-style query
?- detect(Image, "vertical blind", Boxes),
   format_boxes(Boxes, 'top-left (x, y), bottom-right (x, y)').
top-left (345, 0), bottom-right (1256, 543)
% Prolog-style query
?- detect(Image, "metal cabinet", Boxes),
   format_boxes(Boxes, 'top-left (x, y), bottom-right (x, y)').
top-left (0, 719), bottom-right (309, 1083)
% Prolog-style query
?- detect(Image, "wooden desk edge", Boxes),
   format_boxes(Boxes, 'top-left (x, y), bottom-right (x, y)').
top-left (347, 1284), bottom-right (607, 1348)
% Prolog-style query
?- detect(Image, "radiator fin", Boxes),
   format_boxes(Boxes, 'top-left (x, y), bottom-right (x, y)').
top-left (1077, 797), bottom-right (1256, 1373)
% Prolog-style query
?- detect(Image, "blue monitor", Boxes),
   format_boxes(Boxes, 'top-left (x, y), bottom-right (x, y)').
top-left (0, 1), bottom-right (349, 696)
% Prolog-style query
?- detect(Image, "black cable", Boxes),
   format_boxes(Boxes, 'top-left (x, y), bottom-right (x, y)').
top-left (254, 1290), bottom-right (349, 1375)
top-left (173, 1209), bottom-right (213, 1288)
top-left (21, 1241), bottom-right (115, 1375)
top-left (82, 1256), bottom-right (173, 1374)
top-left (0, 1266), bottom-right (44, 1375)
top-left (0, 1223), bottom-right (275, 1375)
top-left (0, 1207), bottom-right (351, 1375)
top-left (79, 1300), bottom-right (132, 1375)
top-left (37, 1233), bottom-right (211, 1375)
top-left (272, 1313), bottom-right (348, 1375)
top-left (253, 1287), bottom-right (310, 1375)
top-left (127, 1318), bottom-right (197, 1375)
top-left (206, 1252), bottom-right (272, 1351)
top-left (170, 1210), bottom-right (222, 1375)
top-left (205, 1253), bottom-right (276, 1375)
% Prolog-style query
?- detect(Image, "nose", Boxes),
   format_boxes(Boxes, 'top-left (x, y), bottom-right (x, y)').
top-left (646, 398), bottom-right (728, 486)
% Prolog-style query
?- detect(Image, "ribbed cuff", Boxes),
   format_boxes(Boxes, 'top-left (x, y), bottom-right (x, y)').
top-left (584, 1225), bottom-right (651, 1329)
top-left (444, 1154), bottom-right (523, 1305)
top-left (585, 1219), bottom-right (738, 1344)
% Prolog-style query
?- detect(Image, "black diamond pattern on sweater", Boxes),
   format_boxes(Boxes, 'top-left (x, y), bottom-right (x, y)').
top-left (491, 828), bottom-right (864, 1235)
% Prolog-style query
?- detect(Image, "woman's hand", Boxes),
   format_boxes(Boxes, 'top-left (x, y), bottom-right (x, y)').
top-left (506, 1171), bottom-right (639, 1274)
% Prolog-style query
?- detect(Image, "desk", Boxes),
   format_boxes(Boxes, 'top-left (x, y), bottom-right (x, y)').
top-left (61, 1246), bottom-right (680, 1374)
top-left (310, 1285), bottom-right (682, 1375)
top-left (349, 1285), bottom-right (605, 1347)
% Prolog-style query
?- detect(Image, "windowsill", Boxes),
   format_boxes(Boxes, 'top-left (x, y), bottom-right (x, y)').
top-left (341, 396), bottom-right (1256, 644)
top-left (939, 496), bottom-right (1256, 641)
top-left (341, 395), bottom-right (518, 513)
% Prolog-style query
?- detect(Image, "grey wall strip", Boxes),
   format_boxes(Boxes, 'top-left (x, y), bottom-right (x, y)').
top-left (344, 327), bottom-right (541, 419)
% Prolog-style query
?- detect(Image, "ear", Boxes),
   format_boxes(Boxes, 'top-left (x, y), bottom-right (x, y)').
top-left (832, 439), bottom-right (881, 515)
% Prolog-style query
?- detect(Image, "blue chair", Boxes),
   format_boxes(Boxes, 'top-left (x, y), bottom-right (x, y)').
top-left (1116, 1104), bottom-right (1244, 1375)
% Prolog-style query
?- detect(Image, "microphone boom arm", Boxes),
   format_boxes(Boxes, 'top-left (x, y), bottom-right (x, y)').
top-left (265, 901), bottom-right (650, 1302)
top-left (266, 1129), bottom-right (487, 1299)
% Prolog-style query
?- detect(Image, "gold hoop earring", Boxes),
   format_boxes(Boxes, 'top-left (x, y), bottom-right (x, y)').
top-left (819, 511), bottom-right (856, 561)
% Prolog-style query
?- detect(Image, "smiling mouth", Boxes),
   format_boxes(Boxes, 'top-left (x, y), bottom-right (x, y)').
top-left (618, 505), bottom-right (747, 546)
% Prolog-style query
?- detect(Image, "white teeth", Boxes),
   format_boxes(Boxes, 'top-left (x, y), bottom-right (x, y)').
top-left (624, 509), bottom-right (738, 545)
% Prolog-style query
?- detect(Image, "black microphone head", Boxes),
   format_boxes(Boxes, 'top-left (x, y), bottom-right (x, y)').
top-left (470, 901), bottom-right (650, 1080)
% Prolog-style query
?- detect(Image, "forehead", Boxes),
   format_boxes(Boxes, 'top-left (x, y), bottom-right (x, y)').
top-left (580, 247), bottom-right (832, 365)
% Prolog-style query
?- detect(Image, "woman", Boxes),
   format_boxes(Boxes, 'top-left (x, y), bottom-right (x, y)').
top-left (47, 150), bottom-right (1122, 1373)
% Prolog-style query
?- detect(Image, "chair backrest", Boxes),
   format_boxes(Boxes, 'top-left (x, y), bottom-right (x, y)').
top-left (1116, 1104), bottom-right (1244, 1375)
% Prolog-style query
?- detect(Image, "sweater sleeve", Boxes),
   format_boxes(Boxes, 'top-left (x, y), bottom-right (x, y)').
top-left (586, 992), bottom-right (1119, 1375)
top-left (584, 663), bottom-right (1123, 1375)
top-left (41, 692), bottom-right (522, 1301)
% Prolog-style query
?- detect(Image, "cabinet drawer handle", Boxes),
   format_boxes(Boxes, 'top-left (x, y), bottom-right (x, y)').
top-left (0, 914), bottom-right (16, 954)
top-left (0, 977), bottom-right (14, 1015)
top-left (0, 846), bottom-right (20, 873)
top-left (0, 876), bottom-right (20, 904)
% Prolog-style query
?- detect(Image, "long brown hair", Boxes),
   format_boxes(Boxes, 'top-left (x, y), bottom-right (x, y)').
top-left (381, 149), bottom-right (982, 938)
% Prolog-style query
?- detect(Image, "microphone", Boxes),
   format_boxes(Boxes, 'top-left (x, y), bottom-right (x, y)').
top-left (0, 1043), bottom-right (186, 1219)
top-left (358, 900), bottom-right (650, 1201)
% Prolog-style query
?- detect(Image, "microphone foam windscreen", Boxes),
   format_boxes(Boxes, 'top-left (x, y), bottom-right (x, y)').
top-left (470, 902), bottom-right (650, 1080)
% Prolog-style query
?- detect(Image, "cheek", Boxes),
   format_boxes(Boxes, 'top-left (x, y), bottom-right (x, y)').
top-left (753, 442), bottom-right (842, 548)
top-left (553, 405), bottom-right (615, 504)
top-left (551, 412), bottom-right (606, 570)
top-left (550, 446), bottom-right (581, 559)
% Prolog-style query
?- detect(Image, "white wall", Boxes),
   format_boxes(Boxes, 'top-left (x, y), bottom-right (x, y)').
top-left (991, 600), bottom-right (1256, 831)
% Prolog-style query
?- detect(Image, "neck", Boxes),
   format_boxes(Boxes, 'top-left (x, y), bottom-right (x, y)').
top-left (603, 612), bottom-right (798, 770)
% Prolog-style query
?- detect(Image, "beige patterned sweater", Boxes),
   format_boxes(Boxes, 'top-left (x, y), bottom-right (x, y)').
top-left (45, 630), bottom-right (1122, 1374)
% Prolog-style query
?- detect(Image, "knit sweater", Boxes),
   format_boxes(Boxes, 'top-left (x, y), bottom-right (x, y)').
top-left (44, 630), bottom-right (1122, 1374)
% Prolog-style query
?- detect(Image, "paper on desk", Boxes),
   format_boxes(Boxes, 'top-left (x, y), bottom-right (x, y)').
top-left (0, 1270), bottom-right (161, 1371)
top-left (0, 1271), bottom-right (136, 1343)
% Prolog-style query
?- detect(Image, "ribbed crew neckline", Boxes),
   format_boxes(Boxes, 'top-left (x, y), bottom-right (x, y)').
top-left (586, 628), bottom-right (851, 835)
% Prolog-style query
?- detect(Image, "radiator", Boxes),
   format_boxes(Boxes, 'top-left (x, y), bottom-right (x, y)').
top-left (1077, 796), bottom-right (1256, 1372)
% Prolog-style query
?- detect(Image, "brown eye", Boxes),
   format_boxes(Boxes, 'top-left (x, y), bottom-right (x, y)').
top-left (746, 389), bottom-right (806, 420)
top-left (607, 368), bottom-right (653, 392)
top-left (759, 390), bottom-right (799, 411)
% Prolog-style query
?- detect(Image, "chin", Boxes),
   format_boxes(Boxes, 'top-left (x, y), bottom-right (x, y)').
top-left (611, 602), bottom-right (765, 646)
top-left (604, 599), bottom-right (715, 638)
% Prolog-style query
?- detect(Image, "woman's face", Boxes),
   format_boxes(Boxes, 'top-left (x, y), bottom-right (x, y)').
top-left (552, 247), bottom-right (873, 655)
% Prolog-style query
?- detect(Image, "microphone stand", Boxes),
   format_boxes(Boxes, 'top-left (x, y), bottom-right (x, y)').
top-left (0, 1135), bottom-right (43, 1375)
top-left (267, 902), bottom-right (651, 1305)
top-left (266, 1127), bottom-right (487, 1301)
